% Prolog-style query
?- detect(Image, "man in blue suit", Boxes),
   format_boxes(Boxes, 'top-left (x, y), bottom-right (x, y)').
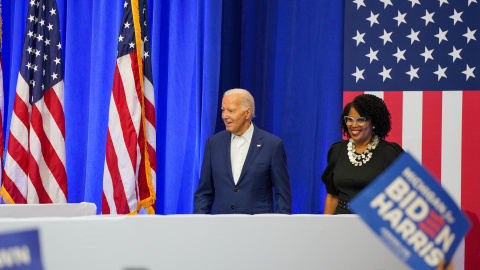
top-left (194, 89), bottom-right (292, 214)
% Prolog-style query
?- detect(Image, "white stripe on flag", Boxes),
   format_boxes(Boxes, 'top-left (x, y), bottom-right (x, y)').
top-left (365, 91), bottom-right (383, 100)
top-left (441, 91), bottom-right (462, 205)
top-left (402, 91), bottom-right (423, 162)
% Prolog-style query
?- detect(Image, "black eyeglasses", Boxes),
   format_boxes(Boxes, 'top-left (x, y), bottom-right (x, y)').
top-left (344, 116), bottom-right (367, 127)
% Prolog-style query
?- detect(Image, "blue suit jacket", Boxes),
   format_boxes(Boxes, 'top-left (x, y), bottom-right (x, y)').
top-left (193, 126), bottom-right (292, 214)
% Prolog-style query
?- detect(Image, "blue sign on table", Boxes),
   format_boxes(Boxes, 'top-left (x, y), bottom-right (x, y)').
top-left (0, 229), bottom-right (44, 270)
top-left (350, 152), bottom-right (471, 270)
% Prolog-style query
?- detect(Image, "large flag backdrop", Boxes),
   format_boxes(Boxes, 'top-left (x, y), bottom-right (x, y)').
top-left (343, 0), bottom-right (479, 269)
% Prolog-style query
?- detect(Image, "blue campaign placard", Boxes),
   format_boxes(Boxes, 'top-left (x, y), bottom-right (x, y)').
top-left (0, 229), bottom-right (44, 270)
top-left (350, 152), bottom-right (471, 270)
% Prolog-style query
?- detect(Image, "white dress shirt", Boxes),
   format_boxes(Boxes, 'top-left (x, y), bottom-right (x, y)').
top-left (230, 123), bottom-right (254, 185)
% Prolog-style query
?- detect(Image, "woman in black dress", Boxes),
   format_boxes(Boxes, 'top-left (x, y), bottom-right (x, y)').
top-left (322, 94), bottom-right (403, 214)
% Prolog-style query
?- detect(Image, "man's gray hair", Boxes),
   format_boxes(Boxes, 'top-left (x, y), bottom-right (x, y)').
top-left (223, 88), bottom-right (256, 118)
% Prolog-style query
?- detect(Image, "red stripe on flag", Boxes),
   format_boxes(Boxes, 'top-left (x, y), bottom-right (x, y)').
top-left (7, 133), bottom-right (29, 175)
top-left (144, 98), bottom-right (156, 128)
top-left (102, 192), bottom-right (111, 215)
top-left (13, 93), bottom-right (30, 128)
top-left (27, 153), bottom-right (53, 204)
top-left (462, 91), bottom-right (480, 270)
top-left (343, 91), bottom-right (363, 107)
top-left (30, 105), bottom-right (68, 198)
top-left (383, 91), bottom-right (403, 146)
top-left (422, 91), bottom-right (442, 182)
top-left (44, 87), bottom-right (66, 139)
top-left (1, 173), bottom-right (27, 204)
top-left (147, 143), bottom-right (157, 172)
top-left (105, 130), bottom-right (130, 214)
top-left (130, 53), bottom-right (142, 102)
top-left (137, 120), bottom-right (149, 201)
top-left (112, 63), bottom-right (138, 171)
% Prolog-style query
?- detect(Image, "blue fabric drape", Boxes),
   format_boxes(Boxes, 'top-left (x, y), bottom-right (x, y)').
top-left (1, 0), bottom-right (343, 214)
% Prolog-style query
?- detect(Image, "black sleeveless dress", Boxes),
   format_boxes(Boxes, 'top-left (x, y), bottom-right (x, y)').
top-left (321, 139), bottom-right (403, 214)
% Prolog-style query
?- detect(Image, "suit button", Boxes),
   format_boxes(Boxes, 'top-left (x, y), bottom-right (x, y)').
top-left (233, 188), bottom-right (238, 192)
top-left (231, 205), bottom-right (234, 209)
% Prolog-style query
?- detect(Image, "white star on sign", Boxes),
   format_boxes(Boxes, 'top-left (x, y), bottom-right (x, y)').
top-left (379, 29), bottom-right (393, 45)
top-left (379, 66), bottom-right (392, 82)
top-left (407, 28), bottom-right (420, 44)
top-left (421, 10), bottom-right (435, 26)
top-left (406, 65), bottom-right (420, 81)
top-left (448, 46), bottom-right (462, 62)
top-left (433, 65), bottom-right (447, 81)
top-left (379, 0), bottom-right (393, 9)
top-left (365, 47), bottom-right (379, 63)
top-left (352, 30), bottom-right (366, 46)
top-left (462, 64), bottom-right (476, 80)
top-left (463, 27), bottom-right (477, 43)
top-left (366, 12), bottom-right (380, 27)
top-left (434, 28), bottom-right (448, 44)
top-left (393, 11), bottom-right (407, 27)
top-left (409, 0), bottom-right (421, 7)
top-left (438, 0), bottom-right (449, 7)
top-left (393, 47), bottom-right (406, 63)
top-left (420, 46), bottom-right (434, 63)
top-left (468, 0), bottom-right (477, 6)
top-left (353, 0), bottom-right (366, 10)
top-left (352, 66), bottom-right (365, 82)
top-left (449, 9), bottom-right (463, 25)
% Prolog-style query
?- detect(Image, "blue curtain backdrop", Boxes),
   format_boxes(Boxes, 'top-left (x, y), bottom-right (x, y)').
top-left (1, 0), bottom-right (343, 214)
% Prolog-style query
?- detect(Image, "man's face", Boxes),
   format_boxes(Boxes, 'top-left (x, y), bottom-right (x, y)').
top-left (221, 94), bottom-right (251, 136)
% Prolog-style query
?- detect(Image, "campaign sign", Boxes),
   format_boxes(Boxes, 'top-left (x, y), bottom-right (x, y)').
top-left (0, 229), bottom-right (44, 270)
top-left (350, 152), bottom-right (471, 270)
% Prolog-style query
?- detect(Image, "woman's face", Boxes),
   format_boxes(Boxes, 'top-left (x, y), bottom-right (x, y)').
top-left (347, 106), bottom-right (373, 146)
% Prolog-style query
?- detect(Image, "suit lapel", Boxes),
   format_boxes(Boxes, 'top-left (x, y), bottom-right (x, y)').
top-left (237, 126), bottom-right (263, 185)
top-left (221, 131), bottom-right (235, 184)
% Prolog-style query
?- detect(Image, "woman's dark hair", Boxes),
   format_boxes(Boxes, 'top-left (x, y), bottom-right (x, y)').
top-left (340, 94), bottom-right (392, 139)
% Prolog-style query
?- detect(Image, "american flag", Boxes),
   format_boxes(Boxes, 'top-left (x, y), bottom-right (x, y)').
top-left (0, 0), bottom-right (67, 204)
top-left (344, 0), bottom-right (479, 269)
top-left (102, 0), bottom-right (157, 215)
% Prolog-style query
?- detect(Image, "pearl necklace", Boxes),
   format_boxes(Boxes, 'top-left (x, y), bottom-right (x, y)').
top-left (347, 135), bottom-right (379, 166)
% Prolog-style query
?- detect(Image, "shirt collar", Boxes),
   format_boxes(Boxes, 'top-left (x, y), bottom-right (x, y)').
top-left (231, 122), bottom-right (254, 143)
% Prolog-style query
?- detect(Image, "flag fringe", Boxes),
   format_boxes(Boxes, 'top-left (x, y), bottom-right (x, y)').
top-left (0, 186), bottom-right (15, 204)
top-left (131, 0), bottom-right (155, 215)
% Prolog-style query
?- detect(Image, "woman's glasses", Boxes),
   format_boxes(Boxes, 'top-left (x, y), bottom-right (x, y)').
top-left (344, 116), bottom-right (367, 127)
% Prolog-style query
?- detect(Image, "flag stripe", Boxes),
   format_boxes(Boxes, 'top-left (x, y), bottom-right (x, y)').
top-left (402, 91), bottom-right (423, 162)
top-left (44, 83), bottom-right (66, 139)
top-left (25, 147), bottom-right (52, 204)
top-left (461, 91), bottom-right (480, 270)
top-left (30, 104), bottom-right (67, 199)
top-left (6, 133), bottom-right (29, 176)
top-left (113, 59), bottom-right (139, 170)
top-left (422, 91), bottom-right (442, 182)
top-left (105, 130), bottom-right (130, 214)
top-left (383, 91), bottom-right (403, 146)
top-left (1, 174), bottom-right (26, 204)
top-left (441, 92), bottom-right (462, 205)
